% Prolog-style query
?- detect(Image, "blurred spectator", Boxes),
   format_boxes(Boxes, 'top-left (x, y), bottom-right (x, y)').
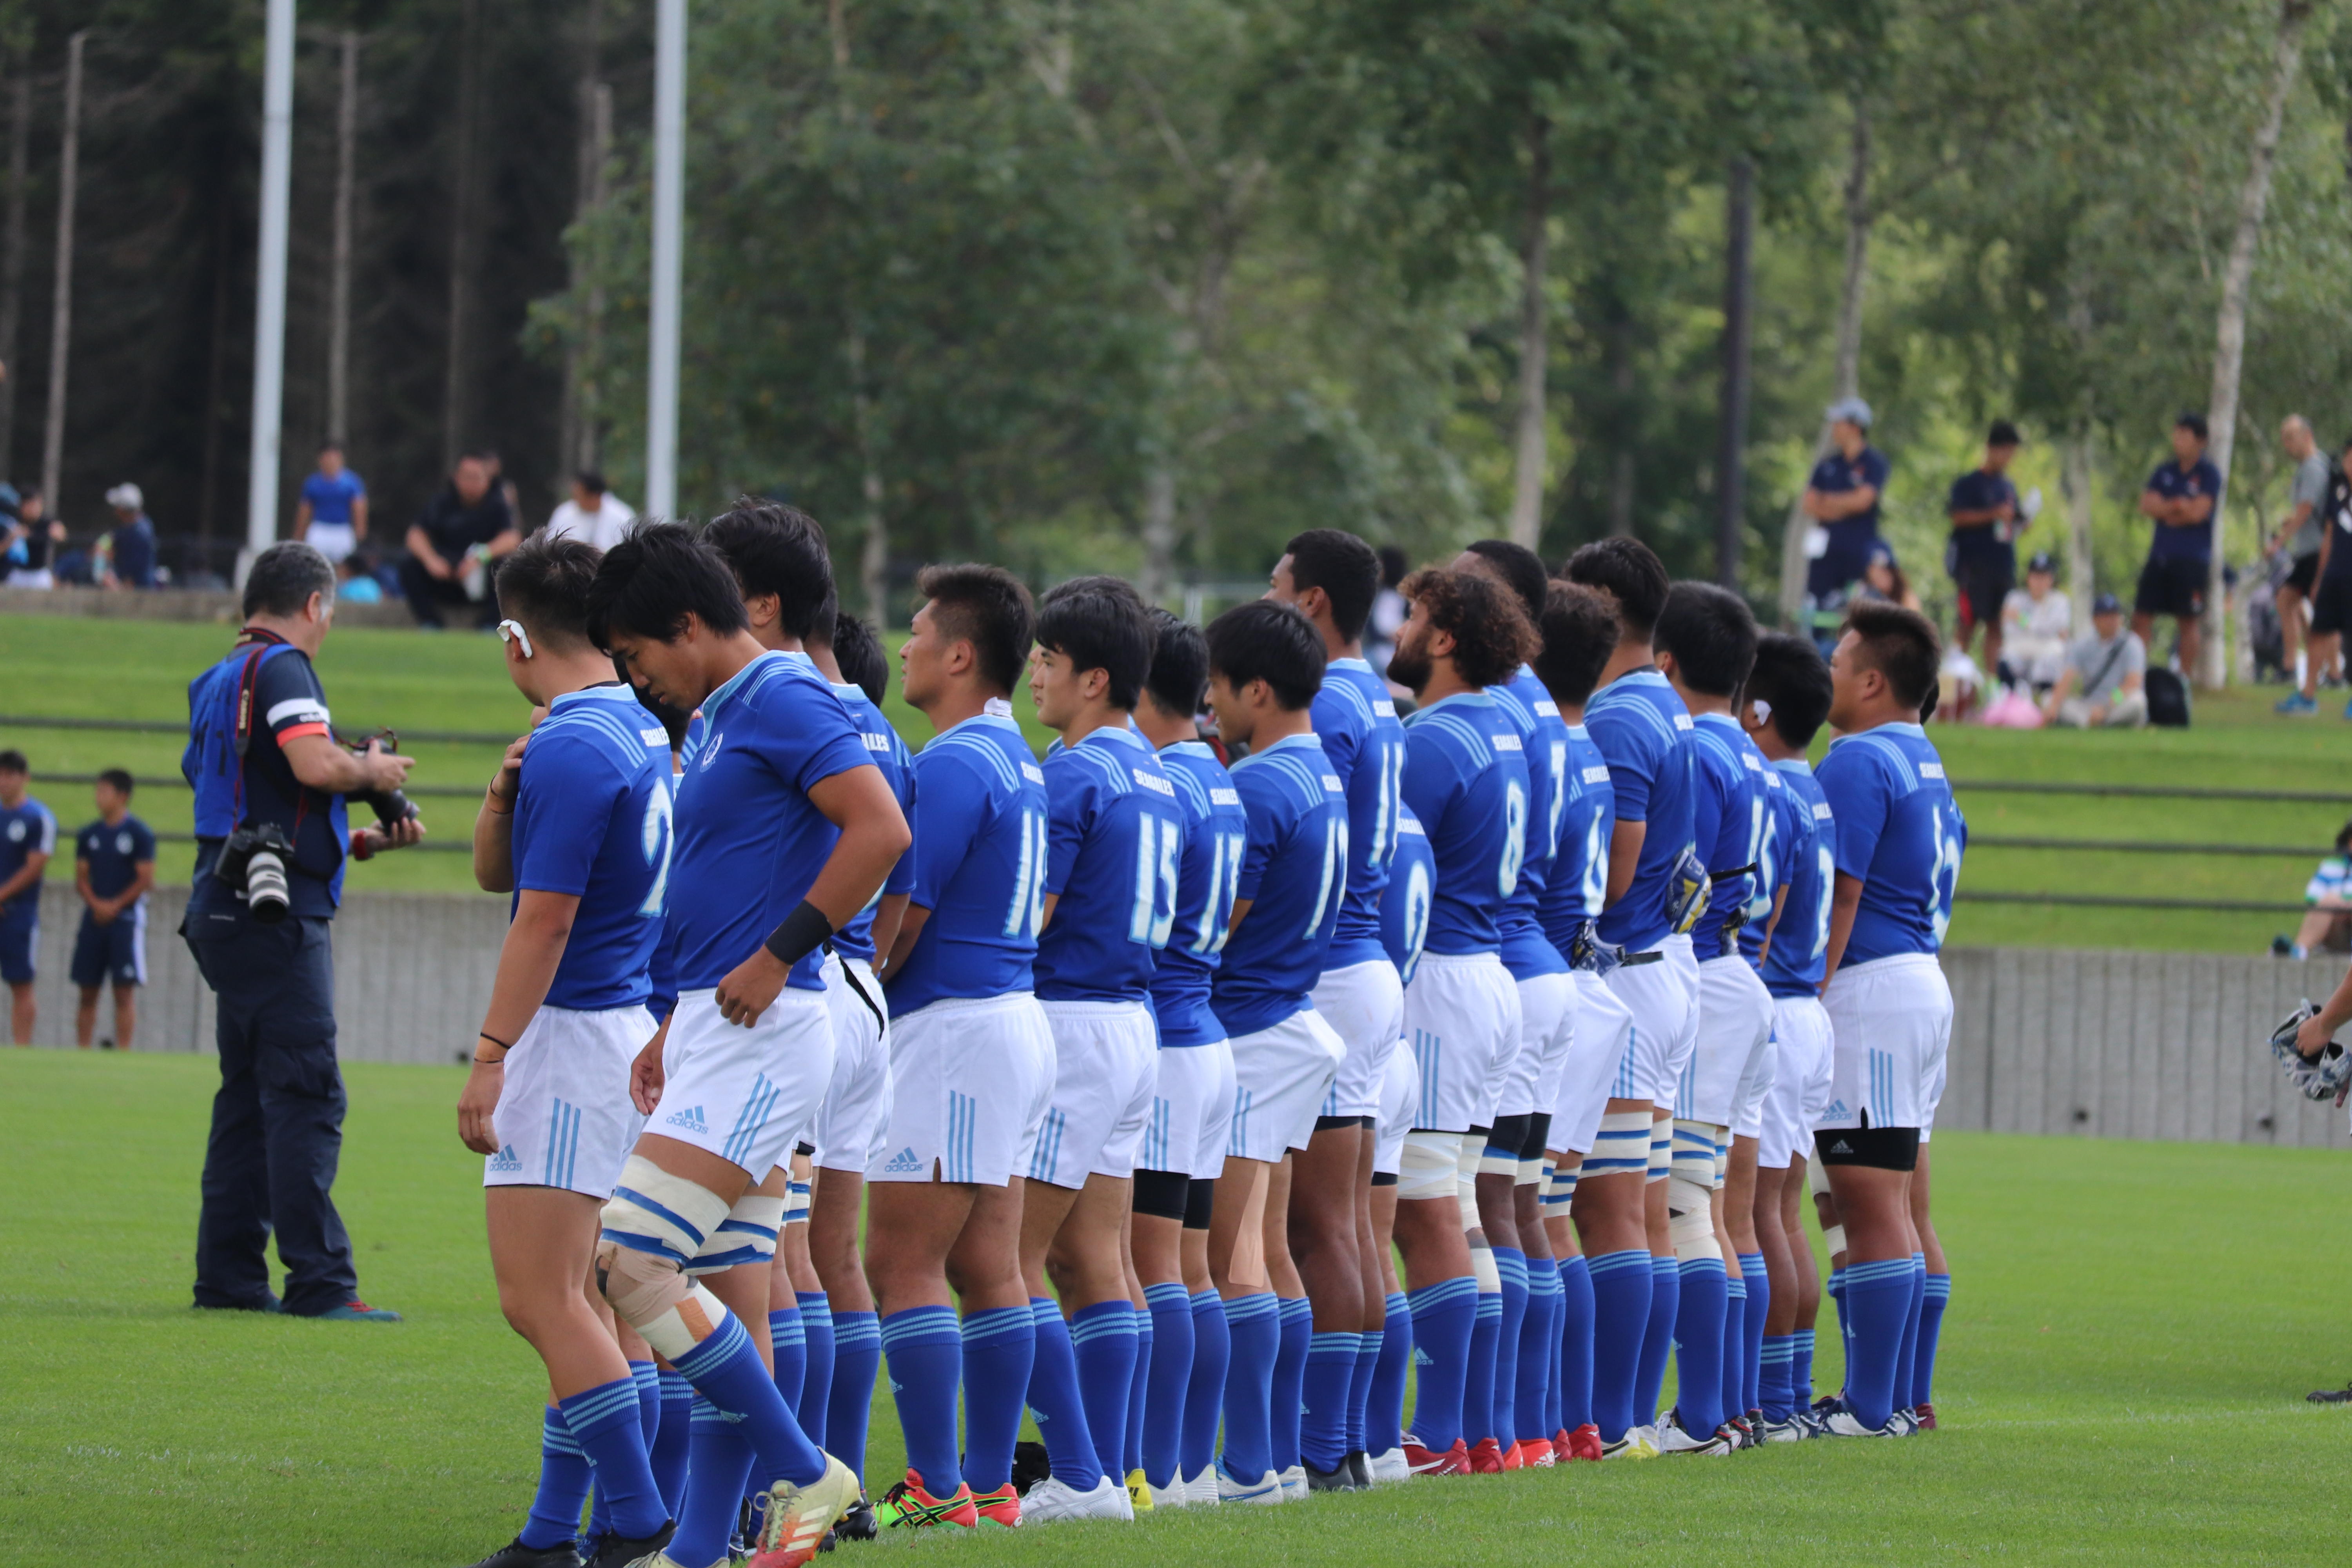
top-left (1367, 543), bottom-right (1408, 680)
top-left (1802, 396), bottom-right (1891, 605)
top-left (482, 449), bottom-right (523, 536)
top-left (334, 552), bottom-right (383, 604)
top-left (2275, 421), bottom-right (2345, 715)
top-left (294, 442), bottom-right (369, 564)
top-left (2044, 591), bottom-right (2147, 728)
top-left (101, 483), bottom-right (157, 589)
top-left (542, 470), bottom-right (636, 551)
top-left (0, 747), bottom-right (55, 1044)
top-left (2272, 818), bottom-right (2352, 960)
top-left (1998, 552), bottom-right (2073, 690)
top-left (401, 451), bottom-right (517, 629)
top-left (1946, 420), bottom-right (2023, 682)
top-left (1859, 546), bottom-right (1923, 612)
top-left (2133, 411), bottom-right (2219, 674)
top-left (2, 485), bottom-right (62, 588)
top-left (2285, 432), bottom-right (2352, 718)
top-left (70, 768), bottom-right (154, 1051)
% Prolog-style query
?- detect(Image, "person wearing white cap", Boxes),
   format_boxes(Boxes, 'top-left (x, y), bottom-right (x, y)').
top-left (1800, 398), bottom-right (1889, 609)
top-left (102, 483), bottom-right (157, 590)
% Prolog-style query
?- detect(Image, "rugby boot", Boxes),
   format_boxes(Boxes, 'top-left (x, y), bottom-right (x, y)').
top-left (455, 1538), bottom-right (582, 1568)
top-left (967, 1483), bottom-right (1020, 1529)
top-left (1402, 1436), bottom-right (1471, 1476)
top-left (1021, 1474), bottom-right (1134, 1523)
top-left (1303, 1457), bottom-right (1357, 1493)
top-left (873, 1469), bottom-right (978, 1530)
top-left (582, 1523), bottom-right (675, 1568)
top-left (1566, 1423), bottom-right (1605, 1462)
top-left (748, 1455), bottom-right (864, 1568)
top-left (1467, 1437), bottom-right (1507, 1474)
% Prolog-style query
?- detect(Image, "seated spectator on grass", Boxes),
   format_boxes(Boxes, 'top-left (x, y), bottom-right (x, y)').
top-left (2272, 819), bottom-right (2352, 960)
top-left (2000, 552), bottom-right (2072, 691)
top-left (400, 451), bottom-right (517, 629)
top-left (334, 552), bottom-right (383, 604)
top-left (2, 486), bottom-right (62, 589)
top-left (101, 483), bottom-right (157, 589)
top-left (2043, 592), bottom-right (2147, 729)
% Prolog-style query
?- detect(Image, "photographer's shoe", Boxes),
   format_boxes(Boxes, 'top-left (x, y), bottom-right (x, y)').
top-left (307, 1299), bottom-right (402, 1322)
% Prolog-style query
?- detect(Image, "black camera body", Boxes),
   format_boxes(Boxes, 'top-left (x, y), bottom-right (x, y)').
top-left (356, 786), bottom-right (417, 828)
top-left (214, 822), bottom-right (298, 924)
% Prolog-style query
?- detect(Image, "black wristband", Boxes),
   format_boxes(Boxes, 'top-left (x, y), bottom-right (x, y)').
top-left (762, 899), bottom-right (835, 969)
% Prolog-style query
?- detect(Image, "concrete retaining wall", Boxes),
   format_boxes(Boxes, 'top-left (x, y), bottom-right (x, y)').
top-left (15, 885), bottom-right (2349, 1147)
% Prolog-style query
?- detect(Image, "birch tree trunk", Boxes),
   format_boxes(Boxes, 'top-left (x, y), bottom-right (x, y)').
top-left (1506, 116), bottom-right (1550, 551)
top-left (2198, 0), bottom-right (2310, 688)
top-left (831, 0), bottom-right (892, 626)
top-left (1779, 103), bottom-right (1871, 628)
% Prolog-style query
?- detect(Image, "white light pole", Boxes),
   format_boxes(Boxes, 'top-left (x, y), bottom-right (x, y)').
top-left (244, 0), bottom-right (296, 569)
top-left (644, 0), bottom-right (684, 519)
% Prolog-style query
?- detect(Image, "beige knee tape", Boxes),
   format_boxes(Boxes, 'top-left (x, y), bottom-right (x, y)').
top-left (1647, 1118), bottom-right (1671, 1183)
top-left (686, 1192), bottom-right (789, 1276)
top-left (1455, 1132), bottom-right (1481, 1212)
top-left (1667, 1175), bottom-right (1720, 1264)
top-left (1822, 1223), bottom-right (1847, 1258)
top-left (597, 1241), bottom-right (733, 1363)
top-left (1400, 1132), bottom-right (1459, 1201)
top-left (1807, 1156), bottom-right (1831, 1198)
top-left (1470, 1243), bottom-right (1502, 1294)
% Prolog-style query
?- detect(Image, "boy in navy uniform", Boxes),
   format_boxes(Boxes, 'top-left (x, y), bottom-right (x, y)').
top-left (2132, 412), bottom-right (2222, 677)
top-left (0, 749), bottom-right (57, 1044)
top-left (70, 769), bottom-right (156, 1050)
top-left (1945, 421), bottom-right (2022, 681)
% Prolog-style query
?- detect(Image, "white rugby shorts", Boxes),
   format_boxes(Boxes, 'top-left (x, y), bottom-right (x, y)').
top-left (1031, 998), bottom-right (1159, 1188)
top-left (1677, 953), bottom-right (1775, 1130)
top-left (812, 952), bottom-right (893, 1176)
top-left (1373, 1036), bottom-right (1417, 1177)
top-left (653, 987), bottom-right (834, 1180)
top-left (1602, 941), bottom-right (1697, 1106)
top-left (1760, 995), bottom-right (1833, 1169)
top-left (869, 990), bottom-right (1054, 1187)
top-left (1139, 1039), bottom-right (1236, 1181)
top-left (1312, 958), bottom-right (1406, 1120)
top-left (304, 521), bottom-right (358, 563)
top-left (1227, 1005), bottom-right (1347, 1163)
top-left (1497, 970), bottom-right (1574, 1122)
top-left (1818, 952), bottom-right (1952, 1133)
top-left (484, 1002), bottom-right (655, 1196)
top-left (1403, 950), bottom-right (1519, 1134)
top-left (1550, 971), bottom-right (1634, 1158)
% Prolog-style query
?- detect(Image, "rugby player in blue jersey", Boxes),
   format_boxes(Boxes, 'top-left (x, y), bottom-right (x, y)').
top-left (1362, 803), bottom-right (1432, 1483)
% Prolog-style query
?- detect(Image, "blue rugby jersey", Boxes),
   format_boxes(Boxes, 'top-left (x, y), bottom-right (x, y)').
top-left (511, 684), bottom-right (673, 1011)
top-left (1490, 667), bottom-right (1570, 980)
top-left (1380, 806), bottom-right (1435, 986)
top-left (886, 711), bottom-right (1049, 1017)
top-left (1687, 712), bottom-right (1773, 964)
top-left (75, 814), bottom-right (157, 902)
top-left (1738, 749), bottom-right (1796, 971)
top-left (1313, 657), bottom-right (1407, 970)
top-left (1399, 691), bottom-right (1529, 958)
top-left (1537, 724), bottom-right (1614, 960)
top-left (1035, 725), bottom-right (1186, 1004)
top-left (664, 652), bottom-right (876, 993)
top-left (1815, 722), bottom-right (1965, 965)
top-left (1582, 668), bottom-right (1695, 953)
top-left (828, 681), bottom-right (917, 964)
top-left (1760, 760), bottom-right (1835, 998)
top-left (1210, 733), bottom-right (1347, 1038)
top-left (0, 795), bottom-right (56, 923)
top-left (1152, 740), bottom-right (1249, 1048)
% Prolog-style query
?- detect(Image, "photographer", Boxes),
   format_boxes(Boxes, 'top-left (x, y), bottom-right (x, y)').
top-left (181, 543), bottom-right (425, 1320)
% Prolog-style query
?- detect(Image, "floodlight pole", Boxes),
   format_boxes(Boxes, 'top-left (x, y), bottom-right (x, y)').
top-left (245, 0), bottom-right (296, 566)
top-left (644, 0), bottom-right (684, 519)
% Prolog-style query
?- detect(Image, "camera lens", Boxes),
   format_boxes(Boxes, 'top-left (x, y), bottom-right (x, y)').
top-left (245, 848), bottom-right (292, 924)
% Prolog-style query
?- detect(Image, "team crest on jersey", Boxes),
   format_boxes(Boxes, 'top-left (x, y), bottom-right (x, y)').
top-left (116, 832), bottom-right (133, 854)
top-left (699, 733), bottom-right (724, 768)
top-left (5, 821), bottom-right (22, 842)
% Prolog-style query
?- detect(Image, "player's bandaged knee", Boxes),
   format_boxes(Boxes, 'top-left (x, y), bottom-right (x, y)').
top-left (1647, 1119), bottom-right (1671, 1183)
top-left (1470, 1242), bottom-right (1502, 1294)
top-left (1400, 1132), bottom-right (1459, 1201)
top-left (1517, 1154), bottom-right (1545, 1187)
top-left (783, 1177), bottom-right (811, 1227)
top-left (1669, 1120), bottom-right (1719, 1188)
top-left (1713, 1138), bottom-right (1729, 1191)
top-left (597, 1243), bottom-right (735, 1363)
top-left (1457, 1129), bottom-right (1483, 1209)
top-left (687, 1191), bottom-right (788, 1276)
top-left (1589, 1111), bottom-right (1650, 1178)
top-left (1822, 1224), bottom-right (1847, 1257)
top-left (1543, 1162), bottom-right (1577, 1214)
top-left (601, 1156), bottom-right (734, 1267)
top-left (1667, 1175), bottom-right (1720, 1264)
top-left (1807, 1157), bottom-right (1831, 1198)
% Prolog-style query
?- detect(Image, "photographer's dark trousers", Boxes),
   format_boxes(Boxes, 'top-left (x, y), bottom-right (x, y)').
top-left (185, 909), bottom-right (359, 1315)
top-left (396, 556), bottom-right (499, 629)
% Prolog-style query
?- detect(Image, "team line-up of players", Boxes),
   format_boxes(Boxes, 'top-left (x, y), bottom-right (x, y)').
top-left (446, 509), bottom-right (1965, 1568)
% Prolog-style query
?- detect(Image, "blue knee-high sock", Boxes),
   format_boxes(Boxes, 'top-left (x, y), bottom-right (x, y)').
top-left (1671, 1254), bottom-right (1727, 1435)
top-left (826, 1310), bottom-right (881, 1485)
top-left (1828, 1267), bottom-right (1850, 1386)
top-left (1142, 1283), bottom-right (1195, 1489)
top-left (1125, 1308), bottom-right (1152, 1479)
top-left (1915, 1273), bottom-right (1951, 1406)
top-left (1270, 1297), bottom-right (1313, 1474)
top-left (520, 1406), bottom-right (594, 1550)
top-left (1218, 1292), bottom-right (1280, 1482)
top-left (1348, 1326), bottom-right (1381, 1455)
top-left (1840, 1257), bottom-right (1918, 1431)
top-left (1369, 1292), bottom-right (1413, 1456)
top-left (1181, 1290), bottom-right (1229, 1481)
top-left (1719, 1275), bottom-right (1747, 1430)
top-left (1514, 1260), bottom-right (1557, 1443)
top-left (1404, 1276), bottom-right (1477, 1452)
top-left (768, 1303), bottom-right (808, 1415)
top-left (1891, 1254), bottom-right (1926, 1413)
top-left (1557, 1256), bottom-right (1593, 1434)
top-left (588, 1362), bottom-right (664, 1539)
top-left (959, 1303), bottom-right (1034, 1494)
top-left (1491, 1249), bottom-right (1528, 1446)
top-left (1635, 1256), bottom-right (1679, 1431)
top-left (1028, 1299), bottom-right (1105, 1492)
top-left (560, 1375), bottom-right (668, 1541)
top-left (795, 1292), bottom-right (834, 1450)
top-left (1584, 1249), bottom-right (1650, 1444)
top-left (1301, 1328), bottom-right (1363, 1471)
top-left (671, 1307), bottom-right (827, 1492)
top-left (1760, 1336), bottom-right (1797, 1421)
top-left (670, 1398), bottom-right (756, 1568)
top-left (1464, 1286), bottom-right (1501, 1448)
top-left (1738, 1254), bottom-right (1768, 1416)
top-left (878, 1305), bottom-right (964, 1493)
top-left (650, 1369), bottom-right (694, 1517)
top-left (1791, 1327), bottom-right (1817, 1409)
top-left (1069, 1300), bottom-right (1138, 1486)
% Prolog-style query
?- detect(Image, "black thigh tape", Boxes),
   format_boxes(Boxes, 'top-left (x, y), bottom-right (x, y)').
top-left (1133, 1167), bottom-right (1191, 1221)
top-left (1814, 1125), bottom-right (1920, 1172)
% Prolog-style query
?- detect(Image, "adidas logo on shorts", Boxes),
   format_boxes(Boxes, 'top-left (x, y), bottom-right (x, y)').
top-left (1828, 1139), bottom-right (1853, 1156)
top-left (664, 1105), bottom-right (710, 1132)
top-left (883, 1147), bottom-right (924, 1174)
top-left (488, 1145), bottom-right (522, 1172)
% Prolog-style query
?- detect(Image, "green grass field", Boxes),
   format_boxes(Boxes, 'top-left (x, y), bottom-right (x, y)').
top-left (3, 1049), bottom-right (2347, 1565)
top-left (5, 612), bottom-right (2352, 950)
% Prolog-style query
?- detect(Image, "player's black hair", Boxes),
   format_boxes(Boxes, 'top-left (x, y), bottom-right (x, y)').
top-left (831, 613), bottom-right (890, 707)
top-left (0, 749), bottom-right (27, 773)
top-left (243, 541), bottom-right (337, 619)
top-left (1531, 580), bottom-right (1620, 709)
top-left (1744, 632), bottom-right (1834, 750)
top-left (1654, 581), bottom-right (1759, 698)
top-left (2175, 410), bottom-right (2209, 443)
top-left (1987, 419), bottom-right (2021, 448)
top-left (1842, 600), bottom-right (1942, 711)
top-left (584, 520), bottom-right (750, 646)
top-left (495, 532), bottom-right (602, 650)
top-left (456, 448), bottom-right (494, 468)
top-left (702, 499), bottom-right (836, 642)
top-left (1378, 543), bottom-right (1408, 589)
top-left (1036, 575), bottom-right (1154, 712)
top-left (1143, 608), bottom-right (1210, 720)
top-left (1399, 566), bottom-right (1540, 690)
top-left (576, 470), bottom-right (608, 495)
top-left (915, 563), bottom-right (1034, 696)
top-left (98, 767), bottom-right (134, 797)
top-left (1282, 528), bottom-right (1380, 642)
top-left (317, 439), bottom-right (342, 455)
top-left (1207, 600), bottom-right (1327, 711)
top-left (2335, 818), bottom-right (2352, 854)
top-left (1463, 539), bottom-right (1549, 624)
top-left (1562, 536), bottom-right (1671, 640)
